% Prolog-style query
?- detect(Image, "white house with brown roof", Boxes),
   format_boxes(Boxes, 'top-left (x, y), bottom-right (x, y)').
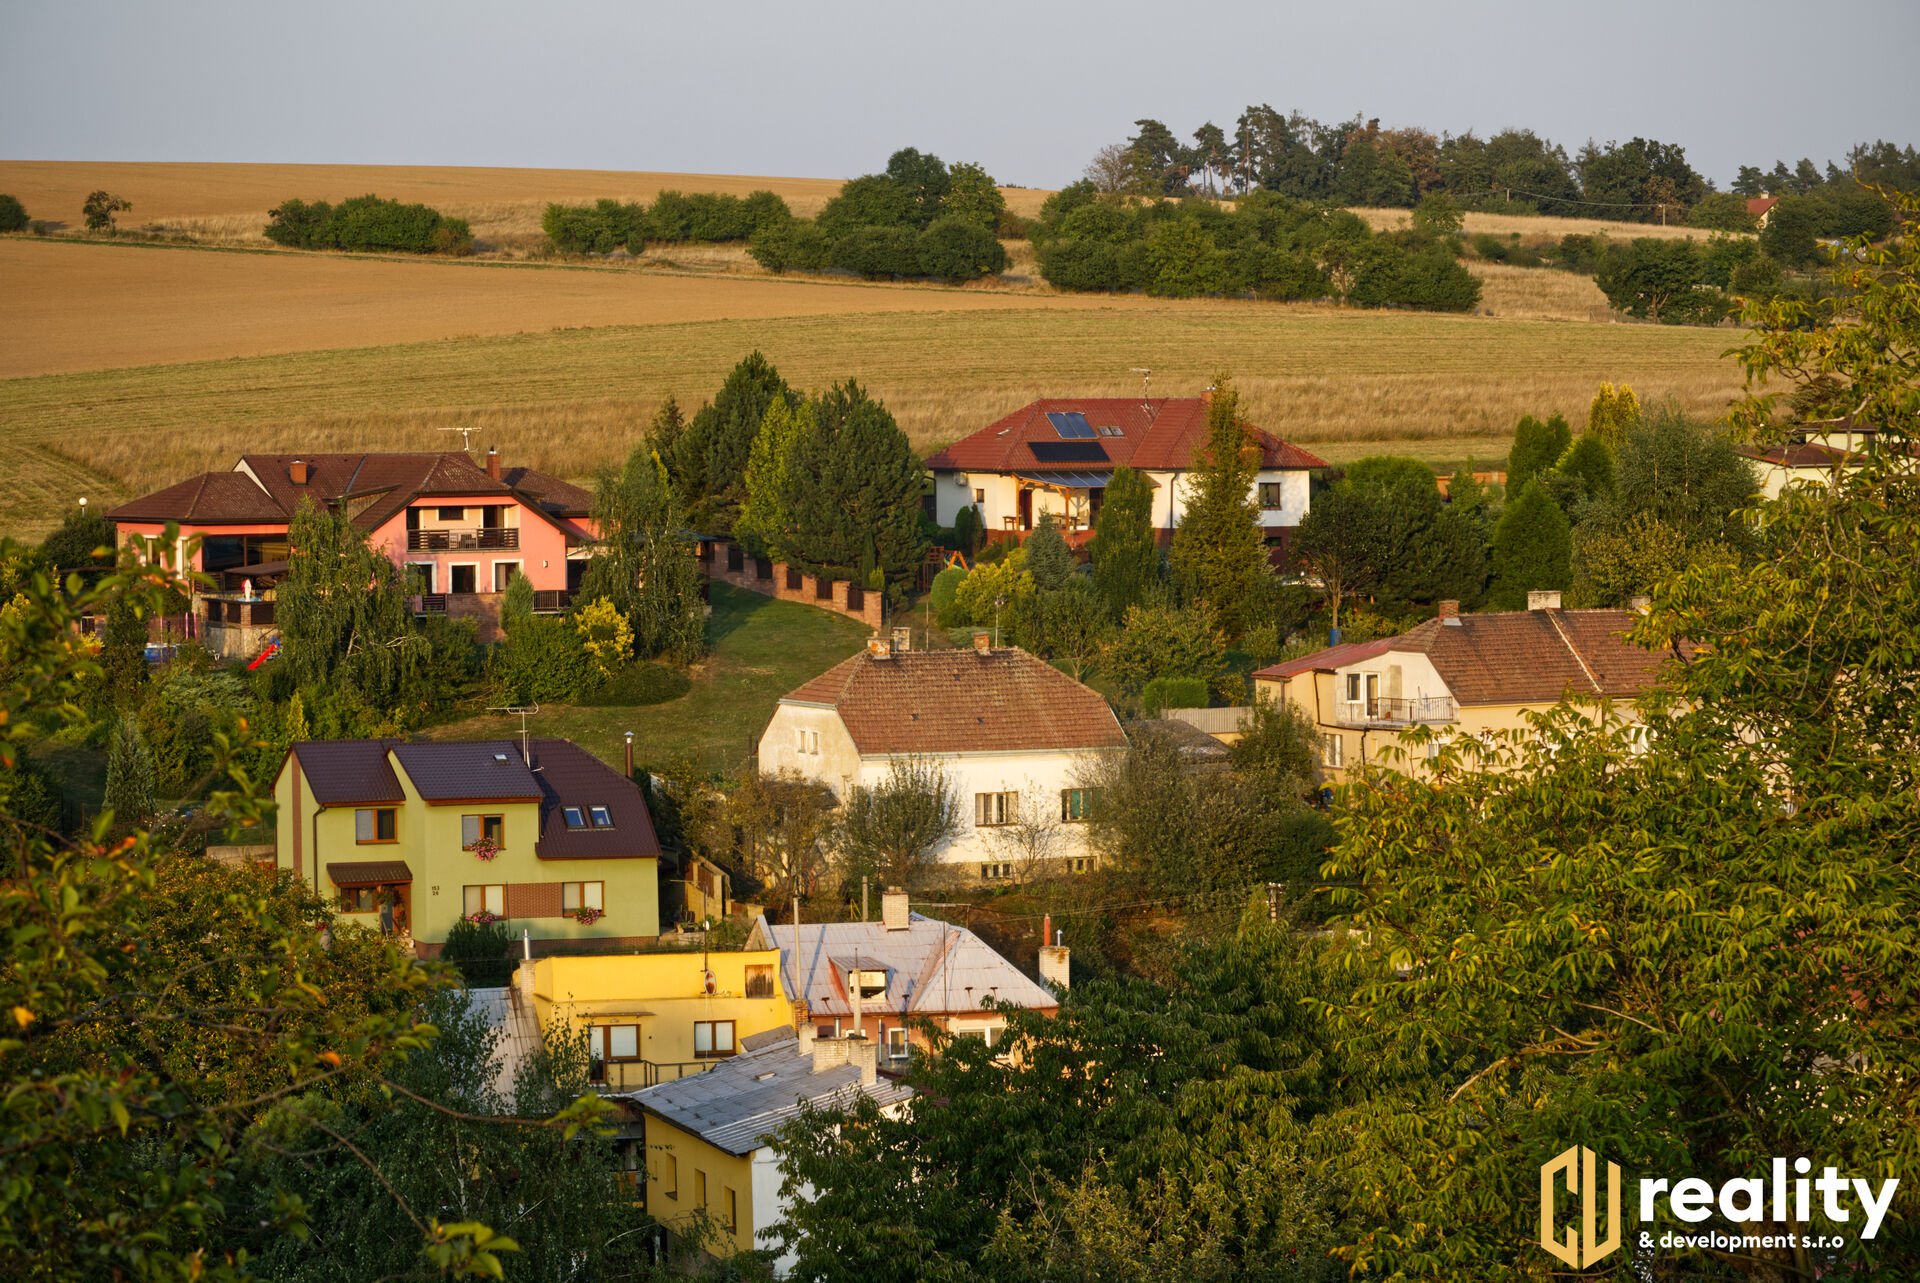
top-left (758, 636), bottom-right (1126, 879)
top-left (1255, 597), bottom-right (1679, 779)
top-left (923, 396), bottom-right (1325, 549)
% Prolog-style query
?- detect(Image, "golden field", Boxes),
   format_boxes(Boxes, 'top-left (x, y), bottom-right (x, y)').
top-left (0, 162), bottom-right (1754, 542)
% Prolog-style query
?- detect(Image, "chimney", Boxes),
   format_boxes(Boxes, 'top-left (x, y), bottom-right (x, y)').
top-left (289, 459), bottom-right (309, 486)
top-left (811, 1032), bottom-right (878, 1086)
top-left (890, 625), bottom-right (912, 654)
top-left (485, 445), bottom-right (501, 480)
top-left (796, 1021), bottom-right (816, 1054)
top-left (1038, 937), bottom-right (1071, 994)
top-left (1527, 590), bottom-right (1563, 612)
top-left (867, 636), bottom-right (892, 660)
top-left (1436, 599), bottom-right (1460, 620)
top-left (1201, 384), bottom-right (1216, 406)
top-left (972, 630), bottom-right (991, 654)
top-left (623, 729), bottom-right (634, 779)
top-left (881, 887), bottom-right (910, 932)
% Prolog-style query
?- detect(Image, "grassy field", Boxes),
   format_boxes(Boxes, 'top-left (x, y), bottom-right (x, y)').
top-left (427, 583), bottom-right (869, 777)
top-left (0, 301), bottom-right (1746, 538)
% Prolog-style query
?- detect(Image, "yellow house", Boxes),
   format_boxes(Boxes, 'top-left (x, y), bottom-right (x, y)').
top-left (634, 1029), bottom-right (912, 1274)
top-left (1255, 597), bottom-right (1674, 781)
top-left (517, 948), bottom-right (797, 1092)
top-left (272, 737), bottom-right (661, 955)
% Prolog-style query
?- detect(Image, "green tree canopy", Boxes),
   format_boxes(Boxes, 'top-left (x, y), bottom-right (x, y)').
top-left (1089, 465), bottom-right (1159, 618)
top-left (1487, 478), bottom-right (1572, 608)
top-left (1169, 383), bottom-right (1271, 636)
top-left (579, 440), bottom-right (707, 665)
top-left (783, 381), bottom-right (929, 587)
top-left (277, 499), bottom-right (426, 718)
top-left (678, 351), bottom-right (795, 533)
top-left (1505, 412), bottom-right (1572, 494)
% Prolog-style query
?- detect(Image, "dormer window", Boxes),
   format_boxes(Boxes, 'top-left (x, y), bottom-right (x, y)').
top-left (562, 806), bottom-right (586, 829)
top-left (589, 806), bottom-right (613, 828)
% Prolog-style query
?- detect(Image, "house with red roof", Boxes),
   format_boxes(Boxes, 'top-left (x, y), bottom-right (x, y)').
top-left (923, 394), bottom-right (1325, 550)
top-left (108, 448), bottom-right (596, 653)
top-left (1745, 196), bottom-right (1779, 228)
top-left (1254, 597), bottom-right (1679, 779)
top-left (759, 634), bottom-right (1127, 880)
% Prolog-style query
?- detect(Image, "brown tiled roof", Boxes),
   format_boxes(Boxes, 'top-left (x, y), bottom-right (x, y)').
top-left (326, 860), bottom-right (413, 886)
top-left (782, 647), bottom-right (1126, 755)
top-left (1391, 609), bottom-right (1670, 705)
top-left (1734, 442), bottom-right (1851, 468)
top-left (503, 467), bottom-right (595, 518)
top-left (924, 398), bottom-right (1327, 475)
top-left (527, 739), bottom-right (661, 860)
top-left (1253, 638), bottom-right (1395, 681)
top-left (391, 741), bottom-right (543, 803)
top-left (1746, 196), bottom-right (1778, 217)
top-left (291, 740), bottom-right (405, 805)
top-left (106, 472), bottom-right (286, 524)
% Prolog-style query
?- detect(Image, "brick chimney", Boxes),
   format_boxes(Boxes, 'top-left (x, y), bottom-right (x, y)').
top-left (890, 625), bottom-right (912, 653)
top-left (289, 459), bottom-right (309, 486)
top-left (811, 1033), bottom-right (878, 1085)
top-left (485, 445), bottom-right (501, 480)
top-left (1527, 590), bottom-right (1563, 612)
top-left (881, 887), bottom-right (910, 932)
top-left (1436, 599), bottom-right (1460, 619)
top-left (972, 630), bottom-right (991, 654)
top-left (867, 636), bottom-right (892, 660)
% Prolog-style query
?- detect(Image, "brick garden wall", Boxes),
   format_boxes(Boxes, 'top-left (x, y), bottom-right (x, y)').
top-left (697, 539), bottom-right (884, 631)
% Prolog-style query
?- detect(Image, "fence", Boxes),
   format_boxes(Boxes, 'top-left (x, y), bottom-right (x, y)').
top-left (697, 539), bottom-right (884, 630)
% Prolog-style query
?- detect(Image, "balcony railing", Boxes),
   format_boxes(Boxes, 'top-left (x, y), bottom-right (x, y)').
top-left (589, 1059), bottom-right (715, 1093)
top-left (1336, 696), bottom-right (1456, 726)
top-left (531, 589), bottom-right (572, 614)
top-left (407, 528), bottom-right (520, 551)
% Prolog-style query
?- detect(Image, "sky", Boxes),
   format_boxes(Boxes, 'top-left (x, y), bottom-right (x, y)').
top-left (3, 0), bottom-right (1916, 189)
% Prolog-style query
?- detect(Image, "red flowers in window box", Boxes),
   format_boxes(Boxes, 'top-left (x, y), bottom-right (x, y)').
top-left (572, 907), bottom-right (605, 925)
top-left (468, 836), bottom-right (500, 862)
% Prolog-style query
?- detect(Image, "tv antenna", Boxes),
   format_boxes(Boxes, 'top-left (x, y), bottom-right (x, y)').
top-left (437, 426), bottom-right (480, 452)
top-left (486, 703), bottom-right (541, 765)
top-left (1129, 367), bottom-right (1154, 418)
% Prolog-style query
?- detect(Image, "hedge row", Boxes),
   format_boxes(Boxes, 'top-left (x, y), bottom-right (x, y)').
top-left (542, 190), bottom-right (791, 254)
top-left (749, 215), bottom-right (1007, 283)
top-left (265, 195), bottom-right (472, 255)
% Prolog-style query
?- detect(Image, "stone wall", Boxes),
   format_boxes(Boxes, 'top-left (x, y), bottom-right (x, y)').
top-left (697, 539), bottom-right (885, 630)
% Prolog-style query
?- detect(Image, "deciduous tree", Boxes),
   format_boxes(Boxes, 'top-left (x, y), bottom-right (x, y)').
top-left (836, 757), bottom-right (961, 891)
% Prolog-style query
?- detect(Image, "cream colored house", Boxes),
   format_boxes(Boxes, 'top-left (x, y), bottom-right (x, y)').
top-left (758, 636), bottom-right (1127, 880)
top-left (1735, 428), bottom-right (1877, 500)
top-left (633, 1028), bottom-right (913, 1274)
top-left (922, 396), bottom-right (1324, 551)
top-left (1255, 597), bottom-right (1675, 780)
top-left (272, 738), bottom-right (661, 955)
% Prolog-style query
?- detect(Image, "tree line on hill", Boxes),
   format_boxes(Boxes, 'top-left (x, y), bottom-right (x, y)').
top-left (541, 188), bottom-right (793, 253)
top-left (1100, 111), bottom-right (1919, 223)
top-left (264, 193), bottom-right (474, 255)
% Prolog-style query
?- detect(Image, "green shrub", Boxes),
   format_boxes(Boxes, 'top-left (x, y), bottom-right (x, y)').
top-left (494, 615), bottom-right (590, 704)
top-left (750, 218), bottom-right (835, 272)
top-left (264, 193), bottom-right (469, 254)
top-left (952, 505), bottom-right (983, 555)
top-left (264, 198), bottom-right (334, 248)
top-left (0, 194), bottom-right (28, 233)
top-left (833, 225), bottom-right (923, 278)
top-left (577, 662), bottom-right (692, 708)
top-left (915, 216), bottom-right (1007, 281)
top-left (930, 566), bottom-right (970, 626)
top-left (1141, 675), bottom-right (1210, 715)
top-left (441, 919), bottom-right (513, 987)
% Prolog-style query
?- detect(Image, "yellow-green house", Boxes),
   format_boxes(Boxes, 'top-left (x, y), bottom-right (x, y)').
top-left (517, 948), bottom-right (799, 1092)
top-left (272, 738), bottom-right (661, 954)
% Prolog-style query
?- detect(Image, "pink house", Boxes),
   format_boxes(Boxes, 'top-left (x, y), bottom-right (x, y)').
top-left (108, 449), bottom-right (598, 655)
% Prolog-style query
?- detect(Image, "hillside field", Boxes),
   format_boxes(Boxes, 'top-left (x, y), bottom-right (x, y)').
top-left (0, 161), bottom-right (1753, 541)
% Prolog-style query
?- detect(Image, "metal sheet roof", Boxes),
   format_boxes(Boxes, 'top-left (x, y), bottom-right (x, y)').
top-left (764, 913), bottom-right (1059, 1019)
top-left (631, 1031), bottom-right (913, 1155)
top-left (1011, 470), bottom-right (1123, 490)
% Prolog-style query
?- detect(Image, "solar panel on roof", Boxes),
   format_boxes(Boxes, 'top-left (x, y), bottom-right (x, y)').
top-left (1028, 440), bottom-right (1110, 463)
top-left (1045, 411), bottom-right (1096, 439)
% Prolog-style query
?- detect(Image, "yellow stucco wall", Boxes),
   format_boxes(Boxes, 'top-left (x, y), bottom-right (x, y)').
top-left (529, 950), bottom-right (794, 1068)
top-left (272, 750), bottom-right (661, 945)
top-left (645, 1115), bottom-right (760, 1258)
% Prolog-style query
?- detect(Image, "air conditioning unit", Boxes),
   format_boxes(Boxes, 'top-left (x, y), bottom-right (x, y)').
top-left (953, 473), bottom-right (969, 487)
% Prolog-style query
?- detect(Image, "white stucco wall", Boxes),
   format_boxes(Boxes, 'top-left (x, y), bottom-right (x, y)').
top-left (931, 466), bottom-right (1311, 535)
top-left (758, 703), bottom-right (864, 790)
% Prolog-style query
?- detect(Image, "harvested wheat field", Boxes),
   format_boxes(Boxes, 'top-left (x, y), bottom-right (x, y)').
top-left (0, 238), bottom-right (1146, 377)
top-left (0, 302), bottom-right (1745, 538)
top-left (1352, 206), bottom-right (1723, 243)
top-left (0, 160), bottom-right (1054, 248)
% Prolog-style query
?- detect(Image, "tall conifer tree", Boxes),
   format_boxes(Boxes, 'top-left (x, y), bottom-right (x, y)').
top-left (1169, 381), bottom-right (1270, 636)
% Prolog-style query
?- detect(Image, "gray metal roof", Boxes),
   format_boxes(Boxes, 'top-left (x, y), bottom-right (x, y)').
top-left (630, 1032), bottom-right (914, 1156)
top-left (764, 913), bottom-right (1059, 1020)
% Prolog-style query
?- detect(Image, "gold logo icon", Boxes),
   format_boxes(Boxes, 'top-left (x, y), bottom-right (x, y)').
top-left (1540, 1145), bottom-right (1621, 1267)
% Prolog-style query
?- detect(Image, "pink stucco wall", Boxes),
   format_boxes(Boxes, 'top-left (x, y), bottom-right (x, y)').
top-left (366, 496), bottom-right (579, 593)
top-left (116, 522), bottom-right (290, 574)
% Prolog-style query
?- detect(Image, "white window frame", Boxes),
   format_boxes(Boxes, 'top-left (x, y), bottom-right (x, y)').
top-left (447, 561), bottom-right (480, 595)
top-left (693, 1019), bottom-right (736, 1059)
top-left (491, 560), bottom-right (522, 592)
top-left (886, 1026), bottom-right (909, 1060)
top-left (974, 791), bottom-right (1018, 828)
top-left (589, 805), bottom-right (613, 828)
top-left (1320, 733), bottom-right (1345, 769)
top-left (407, 561), bottom-right (436, 593)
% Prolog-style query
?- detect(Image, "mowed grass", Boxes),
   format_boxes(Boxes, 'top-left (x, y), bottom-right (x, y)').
top-left (427, 583), bottom-right (868, 777)
top-left (0, 303), bottom-right (1746, 539)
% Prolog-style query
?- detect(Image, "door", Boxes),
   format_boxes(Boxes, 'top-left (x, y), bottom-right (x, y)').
top-left (449, 564), bottom-right (477, 594)
top-left (1017, 486), bottom-right (1033, 532)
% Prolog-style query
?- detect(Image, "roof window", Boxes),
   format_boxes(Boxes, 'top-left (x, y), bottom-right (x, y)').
top-left (590, 805), bottom-right (613, 828)
top-left (562, 806), bottom-right (586, 829)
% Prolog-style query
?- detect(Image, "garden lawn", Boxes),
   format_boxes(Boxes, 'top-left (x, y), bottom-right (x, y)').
top-left (426, 583), bottom-right (869, 777)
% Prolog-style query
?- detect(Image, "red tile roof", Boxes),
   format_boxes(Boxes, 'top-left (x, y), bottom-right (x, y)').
top-left (1734, 442), bottom-right (1851, 468)
top-left (106, 471), bottom-right (290, 524)
top-left (1746, 196), bottom-right (1779, 218)
top-left (1256, 609), bottom-right (1676, 706)
top-left (782, 647), bottom-right (1127, 755)
top-left (924, 398), bottom-right (1327, 475)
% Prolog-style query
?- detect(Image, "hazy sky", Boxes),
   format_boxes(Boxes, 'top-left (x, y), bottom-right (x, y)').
top-left (3, 0), bottom-right (1915, 188)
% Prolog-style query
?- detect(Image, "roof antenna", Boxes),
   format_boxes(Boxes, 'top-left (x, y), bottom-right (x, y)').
top-left (1129, 368), bottom-right (1154, 420)
top-left (438, 426), bottom-right (480, 453)
top-left (487, 703), bottom-right (541, 766)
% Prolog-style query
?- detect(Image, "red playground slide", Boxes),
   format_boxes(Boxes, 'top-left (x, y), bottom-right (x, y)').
top-left (247, 638), bottom-right (281, 671)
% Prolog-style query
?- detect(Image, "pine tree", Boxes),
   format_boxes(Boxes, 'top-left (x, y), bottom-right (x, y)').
top-left (737, 396), bottom-right (816, 561)
top-left (1506, 413), bottom-right (1572, 495)
top-left (104, 713), bottom-right (156, 828)
top-left (681, 353), bottom-right (794, 533)
top-left (1023, 512), bottom-right (1075, 591)
top-left (283, 690), bottom-right (310, 743)
top-left (1169, 382), bottom-right (1270, 637)
top-left (1586, 382), bottom-right (1641, 448)
top-left (782, 382), bottom-right (927, 587)
top-left (1488, 479), bottom-right (1572, 609)
top-left (1089, 465), bottom-right (1157, 618)
top-left (498, 571), bottom-right (534, 633)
